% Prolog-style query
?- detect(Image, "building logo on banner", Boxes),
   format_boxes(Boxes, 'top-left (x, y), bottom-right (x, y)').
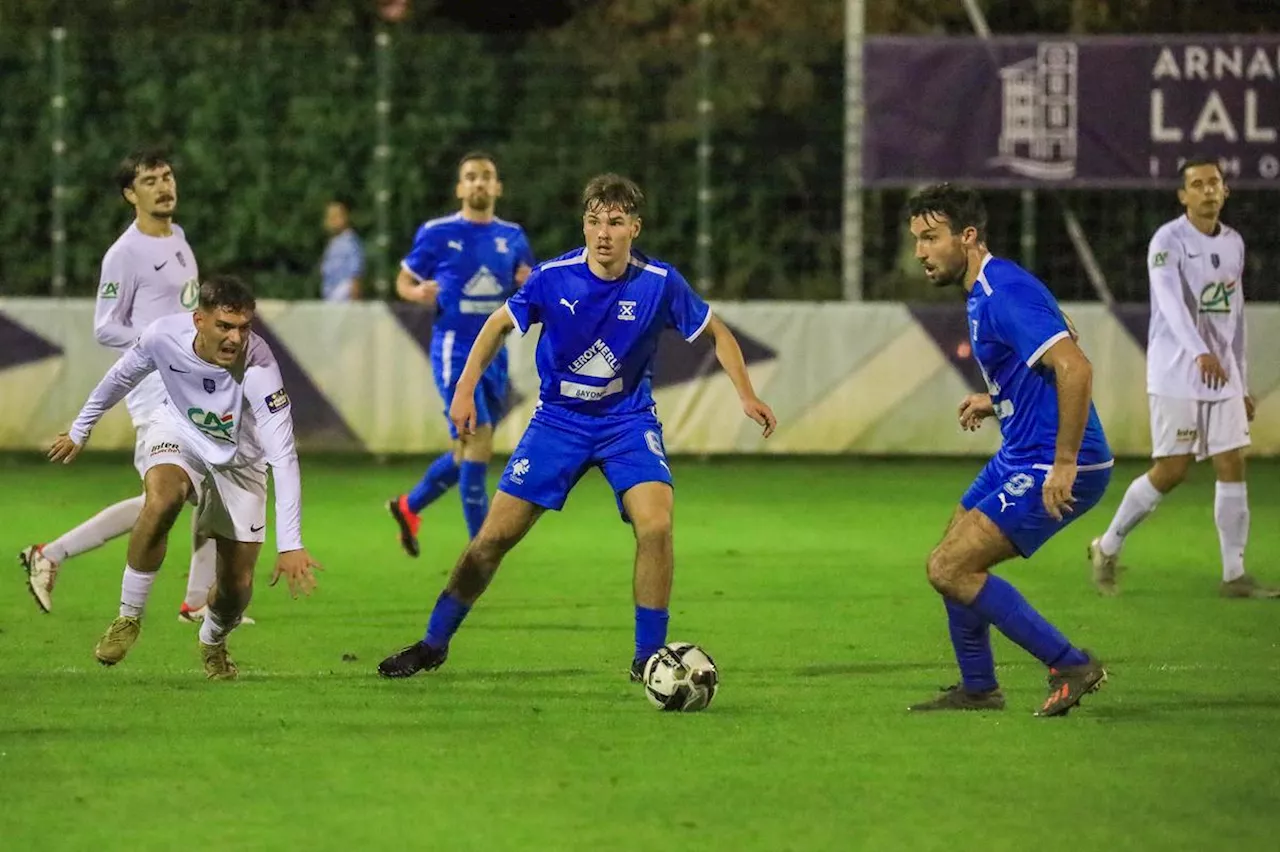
top-left (991, 42), bottom-right (1079, 180)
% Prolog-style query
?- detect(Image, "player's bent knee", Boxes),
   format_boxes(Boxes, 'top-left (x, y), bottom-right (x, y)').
top-left (925, 544), bottom-right (972, 598)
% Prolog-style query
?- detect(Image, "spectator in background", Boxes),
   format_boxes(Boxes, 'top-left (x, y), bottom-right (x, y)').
top-left (320, 197), bottom-right (364, 301)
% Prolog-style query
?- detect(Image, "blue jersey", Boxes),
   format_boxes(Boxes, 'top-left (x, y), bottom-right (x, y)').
top-left (968, 255), bottom-right (1111, 467)
top-left (505, 248), bottom-right (711, 418)
top-left (401, 213), bottom-right (535, 343)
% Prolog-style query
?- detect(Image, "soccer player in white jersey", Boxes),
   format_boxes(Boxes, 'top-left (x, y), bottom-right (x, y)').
top-left (47, 276), bottom-right (321, 678)
top-left (1089, 158), bottom-right (1275, 599)
top-left (20, 149), bottom-right (225, 622)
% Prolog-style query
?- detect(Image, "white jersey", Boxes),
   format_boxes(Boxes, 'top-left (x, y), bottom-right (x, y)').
top-left (94, 222), bottom-right (200, 350)
top-left (1146, 215), bottom-right (1247, 401)
top-left (69, 314), bottom-right (303, 552)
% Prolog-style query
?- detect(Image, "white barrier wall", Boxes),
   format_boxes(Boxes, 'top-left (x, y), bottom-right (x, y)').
top-left (1, 299), bottom-right (1277, 456)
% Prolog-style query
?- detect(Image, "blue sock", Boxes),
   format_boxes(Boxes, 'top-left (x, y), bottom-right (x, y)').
top-left (634, 606), bottom-right (669, 662)
top-left (423, 591), bottom-right (471, 649)
top-left (407, 453), bottom-right (460, 514)
top-left (944, 598), bottom-right (998, 692)
top-left (968, 574), bottom-right (1089, 668)
top-left (458, 461), bottom-right (489, 540)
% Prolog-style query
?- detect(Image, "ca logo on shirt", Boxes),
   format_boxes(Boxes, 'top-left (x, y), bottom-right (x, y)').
top-left (1150, 251), bottom-right (1169, 269)
top-left (100, 281), bottom-right (120, 299)
top-left (1198, 280), bottom-right (1236, 314)
top-left (187, 407), bottom-right (235, 442)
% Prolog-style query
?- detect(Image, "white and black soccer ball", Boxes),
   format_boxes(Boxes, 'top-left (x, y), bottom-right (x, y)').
top-left (642, 642), bottom-right (719, 712)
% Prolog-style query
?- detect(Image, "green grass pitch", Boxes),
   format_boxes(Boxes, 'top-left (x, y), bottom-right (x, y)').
top-left (2, 454), bottom-right (1278, 851)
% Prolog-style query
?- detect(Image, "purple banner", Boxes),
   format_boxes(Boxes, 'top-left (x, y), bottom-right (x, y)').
top-left (864, 36), bottom-right (1280, 188)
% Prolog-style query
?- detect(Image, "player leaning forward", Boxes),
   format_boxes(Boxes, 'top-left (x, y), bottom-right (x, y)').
top-left (49, 276), bottom-right (321, 678)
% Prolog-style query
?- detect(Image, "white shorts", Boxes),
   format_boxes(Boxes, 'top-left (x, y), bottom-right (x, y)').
top-left (1149, 394), bottom-right (1250, 462)
top-left (128, 373), bottom-right (169, 477)
top-left (141, 418), bottom-right (267, 544)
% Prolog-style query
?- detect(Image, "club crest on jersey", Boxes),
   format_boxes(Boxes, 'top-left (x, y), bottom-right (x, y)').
top-left (187, 407), bottom-right (235, 442)
top-left (100, 281), bottom-right (120, 299)
top-left (265, 388), bottom-right (290, 413)
top-left (495, 237), bottom-right (509, 254)
top-left (617, 300), bottom-right (637, 321)
top-left (203, 378), bottom-right (216, 393)
top-left (177, 251), bottom-right (188, 268)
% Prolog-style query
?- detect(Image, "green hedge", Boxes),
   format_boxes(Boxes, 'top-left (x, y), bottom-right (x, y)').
top-left (0, 24), bottom-right (845, 300)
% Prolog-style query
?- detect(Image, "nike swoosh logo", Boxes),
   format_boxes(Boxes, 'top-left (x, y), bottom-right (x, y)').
top-left (250, 524), bottom-right (265, 533)
top-left (168, 365), bottom-right (190, 373)
top-left (154, 262), bottom-right (168, 271)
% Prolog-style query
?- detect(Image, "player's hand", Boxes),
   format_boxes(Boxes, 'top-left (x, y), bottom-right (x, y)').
top-left (1195, 353), bottom-right (1229, 390)
top-left (957, 394), bottom-right (995, 431)
top-left (407, 279), bottom-right (440, 305)
top-left (742, 396), bottom-right (777, 438)
top-left (1244, 394), bottom-right (1255, 422)
top-left (48, 433), bottom-right (82, 464)
top-left (271, 549), bottom-right (322, 598)
top-left (1042, 462), bottom-right (1078, 521)
top-left (449, 389), bottom-right (478, 436)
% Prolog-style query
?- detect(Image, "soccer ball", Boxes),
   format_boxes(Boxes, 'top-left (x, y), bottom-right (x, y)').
top-left (642, 642), bottom-right (719, 712)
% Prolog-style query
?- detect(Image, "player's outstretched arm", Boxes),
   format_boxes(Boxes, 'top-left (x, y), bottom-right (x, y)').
top-left (449, 308), bottom-right (516, 435)
top-left (1039, 337), bottom-right (1093, 520)
top-left (705, 315), bottom-right (776, 438)
top-left (55, 342), bottom-right (157, 462)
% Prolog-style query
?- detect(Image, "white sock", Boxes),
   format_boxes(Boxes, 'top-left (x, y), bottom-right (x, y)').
top-left (44, 495), bottom-right (145, 564)
top-left (119, 566), bottom-right (158, 618)
top-left (1215, 481), bottom-right (1249, 583)
top-left (1100, 473), bottom-right (1164, 556)
top-left (185, 533), bottom-right (218, 609)
top-left (199, 609), bottom-right (240, 646)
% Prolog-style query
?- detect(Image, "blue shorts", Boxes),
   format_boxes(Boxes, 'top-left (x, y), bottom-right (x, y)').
top-left (498, 407), bottom-right (672, 522)
top-left (961, 458), bottom-right (1113, 557)
top-left (431, 335), bottom-right (508, 440)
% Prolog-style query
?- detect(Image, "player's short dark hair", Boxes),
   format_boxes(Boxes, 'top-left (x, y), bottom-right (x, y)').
top-left (329, 194), bottom-right (355, 212)
top-left (582, 173), bottom-right (645, 217)
top-left (1180, 157), bottom-right (1224, 184)
top-left (115, 147), bottom-right (172, 196)
top-left (457, 150), bottom-right (498, 176)
top-left (904, 183), bottom-right (987, 242)
top-left (198, 275), bottom-right (256, 314)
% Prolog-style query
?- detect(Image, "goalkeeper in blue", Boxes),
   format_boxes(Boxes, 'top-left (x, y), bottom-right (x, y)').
top-left (905, 184), bottom-right (1112, 717)
top-left (378, 173), bottom-right (777, 680)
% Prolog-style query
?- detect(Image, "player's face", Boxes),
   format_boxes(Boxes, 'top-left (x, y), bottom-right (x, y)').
top-left (583, 205), bottom-right (641, 268)
top-left (1178, 164), bottom-right (1227, 221)
top-left (194, 307), bottom-right (254, 368)
top-left (456, 159), bottom-right (501, 212)
top-left (126, 164), bottom-right (177, 219)
top-left (324, 202), bottom-right (349, 235)
top-left (909, 213), bottom-right (974, 288)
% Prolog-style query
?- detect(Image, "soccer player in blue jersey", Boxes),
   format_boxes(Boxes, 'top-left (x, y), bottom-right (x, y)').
top-left (388, 152), bottom-right (536, 556)
top-left (378, 173), bottom-right (777, 680)
top-left (905, 184), bottom-right (1111, 717)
